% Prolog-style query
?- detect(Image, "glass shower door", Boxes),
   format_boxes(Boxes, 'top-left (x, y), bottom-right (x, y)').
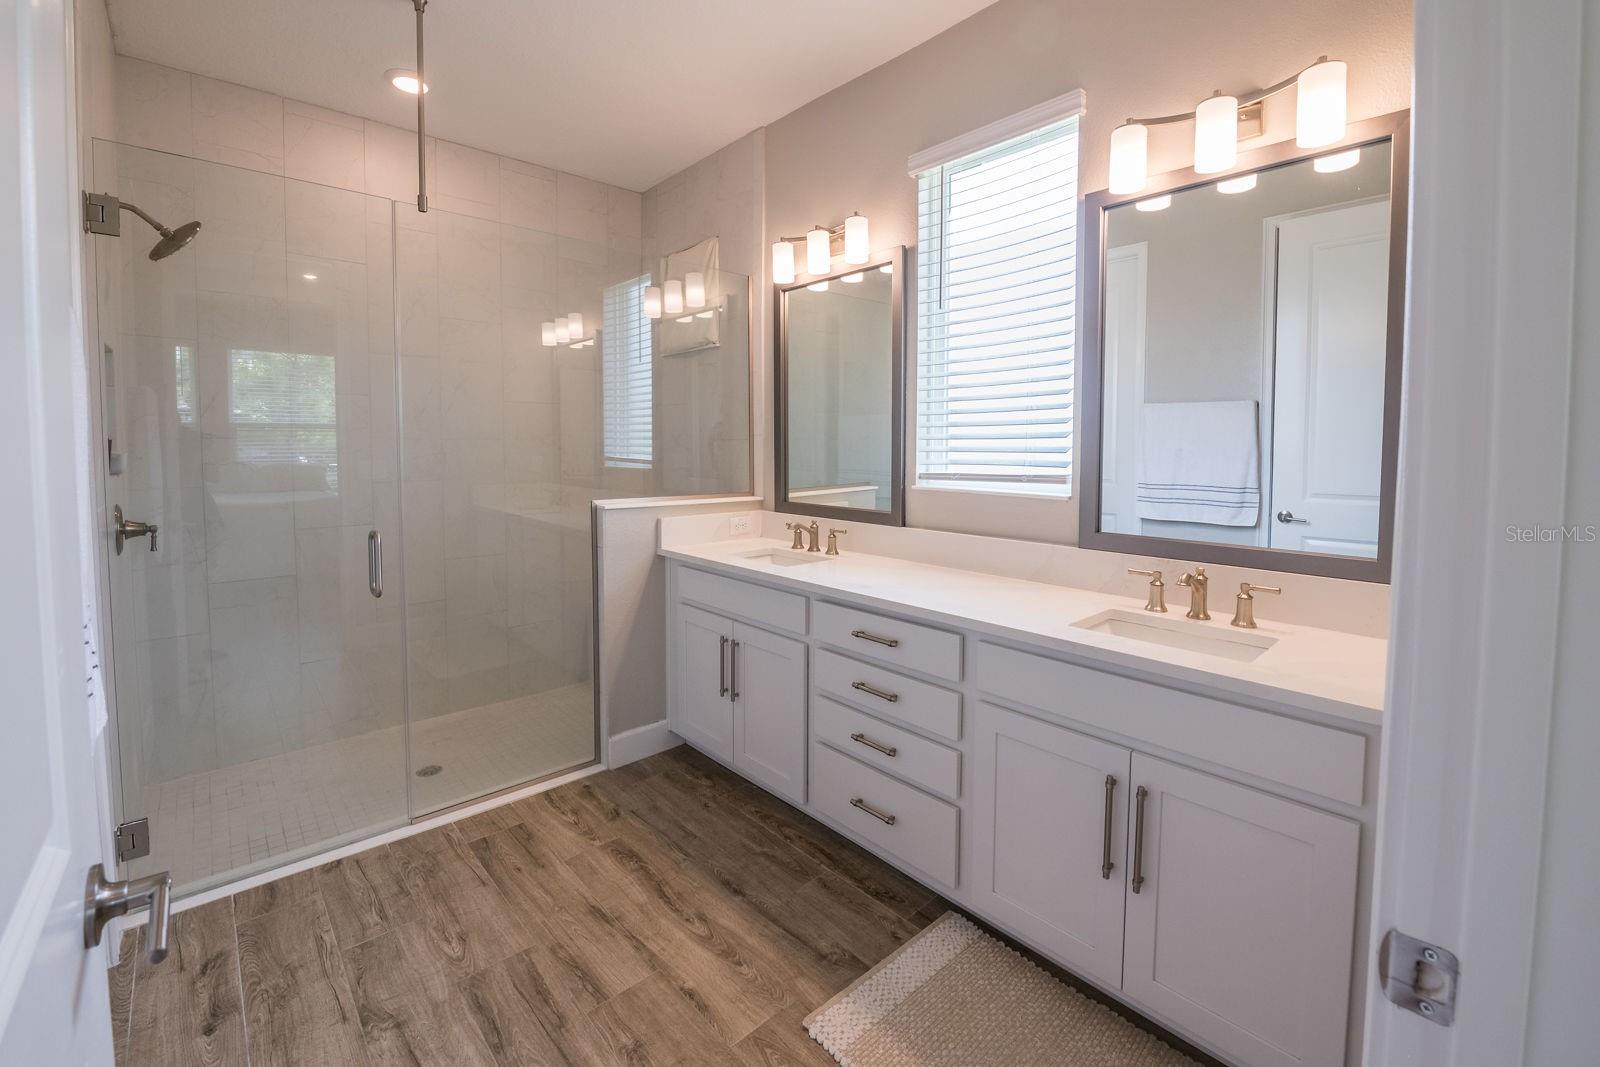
top-left (92, 141), bottom-right (408, 893)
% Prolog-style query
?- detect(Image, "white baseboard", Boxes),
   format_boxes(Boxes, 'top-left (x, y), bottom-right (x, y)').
top-left (608, 721), bottom-right (682, 767)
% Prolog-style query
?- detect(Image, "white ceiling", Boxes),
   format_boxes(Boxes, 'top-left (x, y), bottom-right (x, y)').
top-left (105, 0), bottom-right (999, 191)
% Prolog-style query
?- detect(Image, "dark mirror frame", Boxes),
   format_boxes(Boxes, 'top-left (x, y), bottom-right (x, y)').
top-left (774, 244), bottom-right (907, 528)
top-left (1078, 110), bottom-right (1410, 583)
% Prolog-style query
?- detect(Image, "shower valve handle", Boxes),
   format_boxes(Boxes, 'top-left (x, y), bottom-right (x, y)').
top-left (113, 505), bottom-right (158, 555)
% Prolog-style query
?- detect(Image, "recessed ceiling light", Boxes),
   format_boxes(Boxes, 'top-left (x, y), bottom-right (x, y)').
top-left (385, 68), bottom-right (429, 95)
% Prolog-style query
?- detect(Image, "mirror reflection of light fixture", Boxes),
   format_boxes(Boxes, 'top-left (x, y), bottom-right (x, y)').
top-left (664, 280), bottom-right (684, 315)
top-left (841, 272), bottom-right (863, 283)
top-left (806, 226), bottom-right (831, 275)
top-left (566, 312), bottom-right (584, 339)
top-left (554, 319), bottom-right (570, 343)
top-left (772, 240), bottom-right (795, 284)
top-left (879, 263), bottom-right (893, 274)
top-left (684, 272), bottom-right (706, 309)
top-left (385, 68), bottom-right (430, 95)
top-left (1297, 59), bottom-right (1349, 148)
top-left (807, 280), bottom-right (830, 292)
top-left (541, 322), bottom-right (557, 346)
top-left (695, 309), bottom-right (714, 318)
top-left (1217, 173), bottom-right (1258, 194)
top-left (1193, 94), bottom-right (1238, 174)
top-left (1135, 195), bottom-right (1172, 212)
top-left (1109, 122), bottom-right (1149, 194)
top-left (644, 285), bottom-right (662, 319)
top-left (674, 315), bottom-right (695, 324)
top-left (844, 213), bottom-right (870, 265)
top-left (1313, 147), bottom-right (1361, 173)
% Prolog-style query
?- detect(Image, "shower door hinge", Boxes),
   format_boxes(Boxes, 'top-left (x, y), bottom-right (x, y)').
top-left (83, 192), bottom-right (120, 236)
top-left (115, 818), bottom-right (150, 863)
top-left (1378, 929), bottom-right (1458, 1026)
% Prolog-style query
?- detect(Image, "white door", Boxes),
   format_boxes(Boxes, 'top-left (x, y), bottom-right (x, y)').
top-left (1269, 199), bottom-right (1390, 556)
top-left (672, 605), bottom-right (734, 761)
top-left (0, 0), bottom-right (118, 1060)
top-left (1099, 243), bottom-right (1147, 534)
top-left (1124, 754), bottom-right (1360, 1067)
top-left (971, 703), bottom-right (1130, 987)
top-left (730, 622), bottom-right (807, 805)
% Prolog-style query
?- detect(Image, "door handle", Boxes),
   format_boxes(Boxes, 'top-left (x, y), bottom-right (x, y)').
top-left (1101, 774), bottom-right (1117, 879)
top-left (718, 635), bottom-right (729, 697)
top-left (112, 505), bottom-right (158, 555)
top-left (368, 530), bottom-right (383, 598)
top-left (1276, 510), bottom-right (1310, 524)
top-left (1131, 785), bottom-right (1149, 894)
top-left (84, 863), bottom-right (172, 964)
top-left (729, 639), bottom-right (740, 701)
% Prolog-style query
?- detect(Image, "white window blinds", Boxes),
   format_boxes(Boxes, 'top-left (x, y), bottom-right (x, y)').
top-left (603, 275), bottom-right (653, 469)
top-left (915, 113), bottom-right (1079, 493)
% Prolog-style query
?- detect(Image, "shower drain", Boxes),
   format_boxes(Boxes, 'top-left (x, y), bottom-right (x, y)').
top-left (415, 764), bottom-right (443, 778)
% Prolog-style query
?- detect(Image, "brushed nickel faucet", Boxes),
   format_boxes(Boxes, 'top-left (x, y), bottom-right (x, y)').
top-left (785, 519), bottom-right (821, 552)
top-left (826, 528), bottom-right (847, 556)
top-left (784, 521), bottom-right (808, 551)
top-left (1176, 566), bottom-right (1211, 620)
top-left (1128, 568), bottom-right (1167, 612)
top-left (1231, 581), bottom-right (1282, 628)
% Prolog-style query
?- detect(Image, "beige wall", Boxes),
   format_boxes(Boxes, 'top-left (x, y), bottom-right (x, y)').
top-left (761, 0), bottom-right (1412, 544)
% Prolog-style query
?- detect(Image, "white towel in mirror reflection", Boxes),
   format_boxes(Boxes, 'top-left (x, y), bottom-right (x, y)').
top-left (1136, 400), bottom-right (1260, 526)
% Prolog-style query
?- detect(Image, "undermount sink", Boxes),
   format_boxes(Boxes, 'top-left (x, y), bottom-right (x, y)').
top-left (1072, 609), bottom-right (1276, 663)
top-left (738, 548), bottom-right (825, 567)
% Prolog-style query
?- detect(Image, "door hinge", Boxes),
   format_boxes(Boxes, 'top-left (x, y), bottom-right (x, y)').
top-left (115, 818), bottom-right (150, 863)
top-left (83, 191), bottom-right (121, 236)
top-left (1379, 929), bottom-right (1458, 1026)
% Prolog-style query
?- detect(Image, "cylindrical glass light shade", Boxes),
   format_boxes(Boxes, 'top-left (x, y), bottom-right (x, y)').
top-left (566, 312), bottom-right (583, 339)
top-left (1193, 95), bottom-right (1238, 174)
top-left (541, 322), bottom-right (557, 346)
top-left (554, 320), bottom-right (570, 343)
top-left (1134, 194), bottom-right (1171, 213)
top-left (806, 280), bottom-right (829, 292)
top-left (644, 286), bottom-right (662, 319)
top-left (1108, 122), bottom-right (1149, 194)
top-left (1217, 173), bottom-right (1257, 194)
top-left (684, 272), bottom-right (706, 309)
top-left (844, 213), bottom-right (869, 265)
top-left (1313, 148), bottom-right (1360, 173)
top-left (771, 241), bottom-right (795, 284)
top-left (841, 272), bottom-right (863, 283)
top-left (1296, 60), bottom-right (1348, 148)
top-left (664, 279), bottom-right (684, 315)
top-left (806, 226), bottom-right (831, 275)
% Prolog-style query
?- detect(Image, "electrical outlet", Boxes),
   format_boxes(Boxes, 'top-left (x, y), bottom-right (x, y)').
top-left (729, 514), bottom-right (754, 536)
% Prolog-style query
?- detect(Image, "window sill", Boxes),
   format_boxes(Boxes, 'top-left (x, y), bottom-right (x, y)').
top-left (910, 481), bottom-right (1074, 503)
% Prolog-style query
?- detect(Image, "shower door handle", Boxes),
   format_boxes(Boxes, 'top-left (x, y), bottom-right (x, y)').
top-left (368, 530), bottom-right (383, 598)
top-left (84, 863), bottom-right (172, 965)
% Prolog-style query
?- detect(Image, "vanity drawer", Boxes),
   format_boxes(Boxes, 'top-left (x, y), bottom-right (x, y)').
top-left (975, 642), bottom-right (1367, 806)
top-left (814, 696), bottom-right (961, 800)
top-left (812, 601), bottom-right (963, 682)
top-left (811, 742), bottom-right (959, 886)
top-left (813, 647), bottom-right (962, 741)
top-left (677, 566), bottom-right (807, 635)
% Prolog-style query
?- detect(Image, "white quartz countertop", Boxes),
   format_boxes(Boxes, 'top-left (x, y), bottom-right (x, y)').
top-left (661, 536), bottom-right (1387, 726)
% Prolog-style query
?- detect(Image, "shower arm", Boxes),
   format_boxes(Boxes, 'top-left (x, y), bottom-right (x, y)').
top-left (414, 0), bottom-right (428, 213)
top-left (118, 199), bottom-right (172, 236)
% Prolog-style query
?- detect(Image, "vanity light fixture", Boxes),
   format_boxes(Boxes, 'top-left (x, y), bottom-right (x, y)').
top-left (1134, 194), bottom-right (1172, 212)
top-left (879, 263), bottom-right (893, 274)
top-left (771, 213), bottom-right (873, 280)
top-left (772, 240), bottom-right (796, 284)
top-left (841, 271), bottom-right (864, 283)
top-left (1314, 147), bottom-right (1361, 173)
top-left (807, 280), bottom-right (830, 292)
top-left (684, 271), bottom-right (706, 309)
top-left (643, 285), bottom-right (662, 320)
top-left (844, 213), bottom-right (870, 265)
top-left (664, 280), bottom-right (684, 315)
top-left (541, 322), bottom-right (557, 346)
top-left (806, 226), bottom-right (831, 275)
top-left (1216, 173), bottom-right (1257, 194)
top-left (554, 319), bottom-right (570, 344)
top-left (674, 315), bottom-right (695, 324)
top-left (695, 309), bottom-right (715, 318)
top-left (566, 312), bottom-right (583, 339)
top-left (1108, 56), bottom-right (1348, 189)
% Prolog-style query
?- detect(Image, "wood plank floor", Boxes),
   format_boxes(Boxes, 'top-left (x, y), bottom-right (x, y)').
top-left (111, 745), bottom-right (1219, 1066)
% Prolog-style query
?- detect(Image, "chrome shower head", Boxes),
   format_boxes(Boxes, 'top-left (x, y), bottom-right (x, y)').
top-left (147, 219), bottom-right (201, 261)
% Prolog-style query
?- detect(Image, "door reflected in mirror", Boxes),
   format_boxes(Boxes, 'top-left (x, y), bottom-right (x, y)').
top-left (1098, 140), bottom-right (1394, 562)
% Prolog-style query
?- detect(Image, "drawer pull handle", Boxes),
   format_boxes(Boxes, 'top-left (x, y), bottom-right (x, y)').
top-left (850, 629), bottom-right (900, 648)
top-left (850, 797), bottom-right (897, 825)
top-left (1131, 785), bottom-right (1149, 894)
top-left (1101, 775), bottom-right (1117, 879)
top-left (850, 732), bottom-right (898, 758)
top-left (851, 680), bottom-right (900, 704)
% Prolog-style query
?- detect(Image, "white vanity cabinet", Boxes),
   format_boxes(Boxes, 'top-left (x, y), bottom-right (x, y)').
top-left (727, 623), bottom-right (808, 804)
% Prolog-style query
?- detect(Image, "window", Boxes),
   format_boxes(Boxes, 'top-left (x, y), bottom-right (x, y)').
top-left (914, 103), bottom-right (1080, 494)
top-left (603, 275), bottom-right (653, 469)
top-left (228, 349), bottom-right (338, 482)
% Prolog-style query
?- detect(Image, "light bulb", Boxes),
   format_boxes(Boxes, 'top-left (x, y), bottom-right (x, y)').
top-left (806, 280), bottom-right (829, 292)
top-left (566, 313), bottom-right (583, 339)
top-left (806, 226), bottom-right (830, 275)
top-left (844, 214), bottom-right (869, 265)
top-left (643, 286), bottom-right (662, 319)
top-left (1193, 95), bottom-right (1238, 174)
top-left (1109, 122), bottom-right (1149, 194)
top-left (1217, 173), bottom-right (1257, 194)
top-left (1134, 195), bottom-right (1171, 213)
top-left (685, 272), bottom-right (706, 309)
top-left (841, 272), bottom-right (863, 283)
top-left (541, 322), bottom-right (557, 346)
top-left (1297, 59), bottom-right (1348, 148)
top-left (771, 241), bottom-right (795, 285)
top-left (664, 280), bottom-right (683, 315)
top-left (1313, 148), bottom-right (1361, 173)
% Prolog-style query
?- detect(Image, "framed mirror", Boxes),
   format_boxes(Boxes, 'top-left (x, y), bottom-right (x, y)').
top-left (775, 245), bottom-right (906, 526)
top-left (1079, 111), bottom-right (1409, 582)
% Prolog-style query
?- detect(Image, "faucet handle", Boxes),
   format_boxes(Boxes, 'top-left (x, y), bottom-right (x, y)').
top-left (1231, 582), bottom-right (1282, 628)
top-left (1240, 581), bottom-right (1281, 596)
top-left (826, 528), bottom-right (847, 556)
top-left (1128, 569), bottom-right (1166, 613)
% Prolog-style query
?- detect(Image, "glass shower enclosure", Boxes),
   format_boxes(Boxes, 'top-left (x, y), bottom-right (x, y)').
top-left (90, 140), bottom-right (750, 894)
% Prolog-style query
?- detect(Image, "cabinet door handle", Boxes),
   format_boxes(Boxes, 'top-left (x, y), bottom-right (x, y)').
top-left (718, 635), bottom-right (729, 697)
top-left (1131, 784), bottom-right (1149, 894)
top-left (729, 639), bottom-right (740, 701)
top-left (850, 732), bottom-right (898, 758)
top-left (1101, 774), bottom-right (1117, 879)
top-left (850, 629), bottom-right (900, 648)
top-left (850, 680), bottom-right (899, 703)
top-left (850, 797), bottom-right (897, 825)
